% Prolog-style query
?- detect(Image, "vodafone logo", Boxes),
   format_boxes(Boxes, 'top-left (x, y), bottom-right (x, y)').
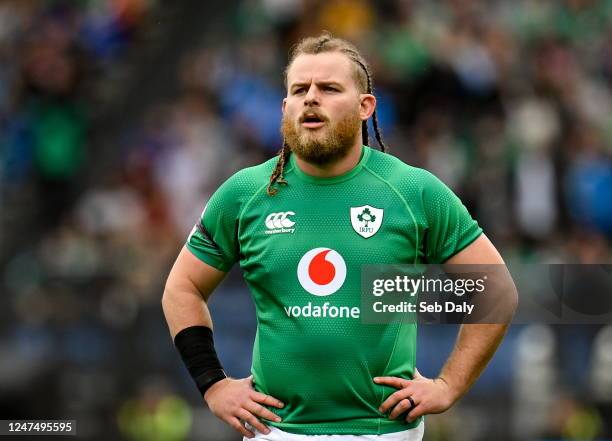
top-left (297, 248), bottom-right (347, 296)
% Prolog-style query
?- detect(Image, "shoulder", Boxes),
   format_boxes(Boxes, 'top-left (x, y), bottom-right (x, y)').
top-left (365, 148), bottom-right (444, 195)
top-left (214, 156), bottom-right (278, 201)
top-left (203, 156), bottom-right (278, 221)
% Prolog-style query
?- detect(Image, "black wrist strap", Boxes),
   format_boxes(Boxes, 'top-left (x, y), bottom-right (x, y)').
top-left (173, 326), bottom-right (227, 397)
top-left (194, 369), bottom-right (227, 395)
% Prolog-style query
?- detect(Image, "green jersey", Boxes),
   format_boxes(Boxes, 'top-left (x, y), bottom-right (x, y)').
top-left (187, 146), bottom-right (482, 435)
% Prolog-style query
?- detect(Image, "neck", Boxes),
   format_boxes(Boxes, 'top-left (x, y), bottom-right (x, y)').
top-left (294, 140), bottom-right (363, 178)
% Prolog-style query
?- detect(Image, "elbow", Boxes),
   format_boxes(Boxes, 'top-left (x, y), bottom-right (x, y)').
top-left (502, 281), bottom-right (519, 323)
top-left (161, 288), bottom-right (170, 316)
top-left (506, 273), bottom-right (519, 313)
top-left (510, 284), bottom-right (519, 312)
top-left (161, 279), bottom-right (176, 314)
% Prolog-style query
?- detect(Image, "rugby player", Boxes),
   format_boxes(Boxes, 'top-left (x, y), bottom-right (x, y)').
top-left (162, 33), bottom-right (516, 441)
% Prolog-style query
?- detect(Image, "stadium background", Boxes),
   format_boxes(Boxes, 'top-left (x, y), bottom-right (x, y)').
top-left (1, 0), bottom-right (612, 440)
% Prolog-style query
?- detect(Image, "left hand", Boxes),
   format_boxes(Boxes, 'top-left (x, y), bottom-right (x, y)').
top-left (374, 369), bottom-right (457, 423)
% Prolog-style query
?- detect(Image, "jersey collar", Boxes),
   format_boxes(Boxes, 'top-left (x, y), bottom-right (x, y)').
top-left (288, 145), bottom-right (371, 185)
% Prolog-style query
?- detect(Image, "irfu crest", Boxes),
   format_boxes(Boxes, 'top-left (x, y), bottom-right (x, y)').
top-left (350, 205), bottom-right (384, 238)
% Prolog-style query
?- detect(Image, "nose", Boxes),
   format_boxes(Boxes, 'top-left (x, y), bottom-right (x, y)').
top-left (303, 85), bottom-right (320, 107)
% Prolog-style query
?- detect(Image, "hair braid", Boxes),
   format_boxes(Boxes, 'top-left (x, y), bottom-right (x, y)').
top-left (371, 106), bottom-right (387, 153)
top-left (343, 51), bottom-right (386, 152)
top-left (365, 69), bottom-right (387, 153)
top-left (267, 142), bottom-right (291, 195)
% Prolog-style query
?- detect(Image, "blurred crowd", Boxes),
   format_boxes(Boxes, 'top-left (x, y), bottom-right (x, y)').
top-left (1, 0), bottom-right (612, 440)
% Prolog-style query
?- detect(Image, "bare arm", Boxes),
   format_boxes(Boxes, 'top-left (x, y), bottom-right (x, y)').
top-left (377, 234), bottom-right (518, 421)
top-left (162, 246), bottom-right (284, 438)
top-left (437, 233), bottom-right (517, 402)
top-left (162, 246), bottom-right (227, 338)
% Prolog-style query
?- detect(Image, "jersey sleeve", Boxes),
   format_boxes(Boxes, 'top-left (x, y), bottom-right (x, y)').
top-left (186, 178), bottom-right (241, 272)
top-left (421, 171), bottom-right (483, 263)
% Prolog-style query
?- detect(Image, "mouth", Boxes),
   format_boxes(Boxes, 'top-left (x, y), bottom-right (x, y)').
top-left (300, 113), bottom-right (326, 129)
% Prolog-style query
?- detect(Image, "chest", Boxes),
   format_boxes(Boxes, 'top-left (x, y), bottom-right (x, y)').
top-left (237, 187), bottom-right (423, 281)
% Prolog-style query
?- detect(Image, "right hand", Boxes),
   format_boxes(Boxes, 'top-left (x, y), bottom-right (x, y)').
top-left (204, 375), bottom-right (285, 438)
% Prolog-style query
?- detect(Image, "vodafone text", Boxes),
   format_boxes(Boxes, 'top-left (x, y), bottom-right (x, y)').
top-left (284, 302), bottom-right (360, 319)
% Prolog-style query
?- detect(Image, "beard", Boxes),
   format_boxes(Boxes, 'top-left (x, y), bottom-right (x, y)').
top-left (281, 108), bottom-right (362, 166)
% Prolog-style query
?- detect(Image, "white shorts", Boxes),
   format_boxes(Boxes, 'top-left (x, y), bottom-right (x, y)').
top-left (243, 421), bottom-right (425, 441)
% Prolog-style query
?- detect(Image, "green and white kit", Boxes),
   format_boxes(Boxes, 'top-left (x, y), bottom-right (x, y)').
top-left (187, 146), bottom-right (482, 435)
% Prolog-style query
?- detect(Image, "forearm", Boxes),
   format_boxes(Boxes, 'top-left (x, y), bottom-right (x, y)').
top-left (438, 323), bottom-right (509, 401)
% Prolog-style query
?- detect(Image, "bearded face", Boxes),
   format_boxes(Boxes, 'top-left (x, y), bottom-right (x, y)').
top-left (281, 105), bottom-right (362, 166)
top-left (282, 52), bottom-right (373, 167)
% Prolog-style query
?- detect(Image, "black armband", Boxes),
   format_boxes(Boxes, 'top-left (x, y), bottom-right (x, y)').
top-left (173, 326), bottom-right (227, 397)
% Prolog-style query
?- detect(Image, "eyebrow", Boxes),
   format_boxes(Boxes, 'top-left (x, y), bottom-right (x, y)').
top-left (290, 81), bottom-right (344, 90)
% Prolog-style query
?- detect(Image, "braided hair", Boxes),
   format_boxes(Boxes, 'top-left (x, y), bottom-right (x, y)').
top-left (268, 32), bottom-right (387, 196)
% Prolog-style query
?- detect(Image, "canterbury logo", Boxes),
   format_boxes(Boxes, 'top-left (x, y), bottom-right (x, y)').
top-left (264, 211), bottom-right (296, 234)
top-left (265, 212), bottom-right (295, 229)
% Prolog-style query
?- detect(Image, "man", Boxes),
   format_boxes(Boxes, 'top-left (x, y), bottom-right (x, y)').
top-left (162, 33), bottom-right (517, 441)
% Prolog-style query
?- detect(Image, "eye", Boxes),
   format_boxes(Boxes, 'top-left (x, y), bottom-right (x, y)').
top-left (324, 86), bottom-right (338, 92)
top-left (293, 87), bottom-right (305, 95)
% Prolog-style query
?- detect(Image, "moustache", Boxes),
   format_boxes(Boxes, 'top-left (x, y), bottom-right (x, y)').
top-left (298, 111), bottom-right (328, 123)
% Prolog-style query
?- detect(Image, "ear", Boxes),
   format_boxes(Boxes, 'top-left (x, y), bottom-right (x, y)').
top-left (282, 98), bottom-right (287, 114)
top-left (359, 94), bottom-right (376, 121)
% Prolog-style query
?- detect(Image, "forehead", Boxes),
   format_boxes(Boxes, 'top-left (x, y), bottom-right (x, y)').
top-left (286, 52), bottom-right (356, 87)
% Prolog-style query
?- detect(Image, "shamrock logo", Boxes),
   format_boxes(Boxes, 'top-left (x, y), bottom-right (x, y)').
top-left (357, 207), bottom-right (376, 227)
